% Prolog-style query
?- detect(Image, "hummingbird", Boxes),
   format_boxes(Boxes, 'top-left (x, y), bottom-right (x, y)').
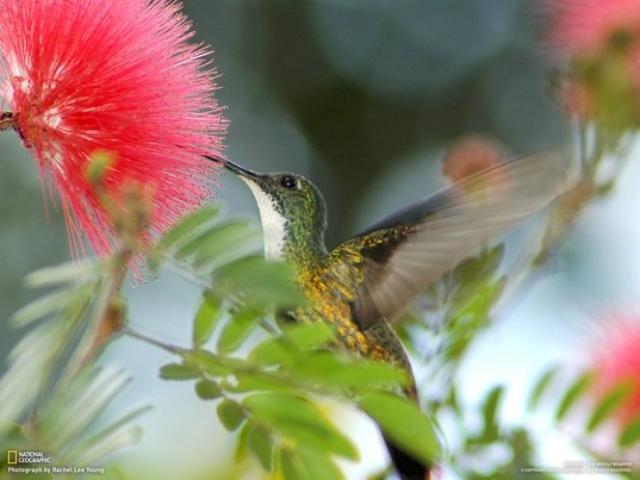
top-left (209, 148), bottom-right (573, 480)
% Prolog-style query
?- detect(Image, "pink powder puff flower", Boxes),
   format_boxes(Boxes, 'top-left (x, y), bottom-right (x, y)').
top-left (0, 0), bottom-right (227, 259)
top-left (589, 313), bottom-right (640, 426)
top-left (547, 0), bottom-right (640, 58)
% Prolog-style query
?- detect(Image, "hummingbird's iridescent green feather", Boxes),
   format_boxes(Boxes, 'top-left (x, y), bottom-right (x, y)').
top-left (340, 148), bottom-right (575, 330)
top-left (296, 242), bottom-right (414, 368)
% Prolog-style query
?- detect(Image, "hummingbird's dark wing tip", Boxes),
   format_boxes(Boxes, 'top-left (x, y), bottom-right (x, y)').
top-left (384, 434), bottom-right (431, 480)
top-left (338, 147), bottom-right (576, 331)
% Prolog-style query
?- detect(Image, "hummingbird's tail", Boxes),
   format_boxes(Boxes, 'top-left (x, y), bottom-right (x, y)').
top-left (383, 435), bottom-right (430, 480)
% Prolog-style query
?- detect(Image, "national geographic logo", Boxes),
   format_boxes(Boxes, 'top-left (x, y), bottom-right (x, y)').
top-left (5, 450), bottom-right (52, 465)
top-left (5, 450), bottom-right (106, 475)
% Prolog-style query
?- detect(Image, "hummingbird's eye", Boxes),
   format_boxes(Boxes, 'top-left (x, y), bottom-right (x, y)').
top-left (280, 175), bottom-right (297, 189)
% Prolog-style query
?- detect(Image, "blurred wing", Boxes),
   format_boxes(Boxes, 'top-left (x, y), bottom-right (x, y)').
top-left (334, 148), bottom-right (576, 330)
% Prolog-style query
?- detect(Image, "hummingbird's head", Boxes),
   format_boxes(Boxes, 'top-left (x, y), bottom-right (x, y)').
top-left (215, 157), bottom-right (328, 260)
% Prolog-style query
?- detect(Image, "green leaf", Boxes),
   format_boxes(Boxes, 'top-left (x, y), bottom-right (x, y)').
top-left (195, 379), bottom-right (222, 400)
top-left (12, 284), bottom-right (94, 327)
top-left (187, 220), bottom-right (260, 268)
top-left (555, 371), bottom-right (595, 422)
top-left (17, 365), bottom-right (149, 468)
top-left (619, 416), bottom-right (640, 448)
top-left (66, 404), bottom-right (152, 463)
top-left (451, 245), bottom-right (504, 304)
top-left (442, 279), bottom-right (504, 363)
top-left (216, 256), bottom-right (304, 308)
top-left (247, 424), bottom-right (274, 471)
top-left (445, 385), bottom-right (462, 416)
top-left (226, 372), bottom-right (289, 394)
top-left (159, 363), bottom-right (200, 381)
top-left (217, 399), bottom-right (245, 432)
top-left (184, 350), bottom-right (234, 376)
top-left (528, 366), bottom-right (559, 411)
top-left (75, 425), bottom-right (143, 467)
top-left (236, 422), bottom-right (252, 462)
top-left (289, 351), bottom-right (408, 392)
top-left (0, 322), bottom-right (64, 433)
top-left (243, 392), bottom-right (359, 460)
top-left (479, 385), bottom-right (504, 442)
top-left (248, 336), bottom-right (296, 367)
top-left (248, 324), bottom-right (335, 367)
top-left (586, 381), bottom-right (633, 432)
top-left (157, 204), bottom-right (220, 251)
top-left (40, 367), bottom-right (131, 452)
top-left (23, 260), bottom-right (99, 288)
top-left (279, 447), bottom-right (310, 480)
top-left (193, 296), bottom-right (223, 348)
top-left (359, 392), bottom-right (439, 467)
top-left (216, 307), bottom-right (259, 354)
top-left (296, 447), bottom-right (345, 480)
top-left (281, 323), bottom-right (336, 351)
top-left (176, 218), bottom-right (247, 255)
top-left (279, 447), bottom-right (345, 480)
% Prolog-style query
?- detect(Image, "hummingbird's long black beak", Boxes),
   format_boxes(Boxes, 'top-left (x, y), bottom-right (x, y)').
top-left (203, 154), bottom-right (265, 180)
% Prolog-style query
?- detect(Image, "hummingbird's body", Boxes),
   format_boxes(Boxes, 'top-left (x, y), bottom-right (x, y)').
top-left (215, 149), bottom-right (574, 480)
top-left (292, 245), bottom-right (416, 385)
top-left (238, 168), bottom-right (416, 380)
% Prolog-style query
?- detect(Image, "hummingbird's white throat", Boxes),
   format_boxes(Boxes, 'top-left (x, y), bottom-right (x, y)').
top-left (241, 178), bottom-right (287, 260)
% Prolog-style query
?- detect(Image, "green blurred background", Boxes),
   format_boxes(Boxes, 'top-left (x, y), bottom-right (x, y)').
top-left (3, 1), bottom-right (638, 479)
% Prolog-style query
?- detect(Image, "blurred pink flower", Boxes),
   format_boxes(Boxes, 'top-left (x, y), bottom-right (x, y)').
top-left (590, 313), bottom-right (640, 425)
top-left (441, 135), bottom-right (509, 201)
top-left (546, 0), bottom-right (640, 128)
top-left (442, 135), bottom-right (506, 184)
top-left (548, 0), bottom-right (640, 58)
top-left (0, 0), bottom-right (227, 258)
